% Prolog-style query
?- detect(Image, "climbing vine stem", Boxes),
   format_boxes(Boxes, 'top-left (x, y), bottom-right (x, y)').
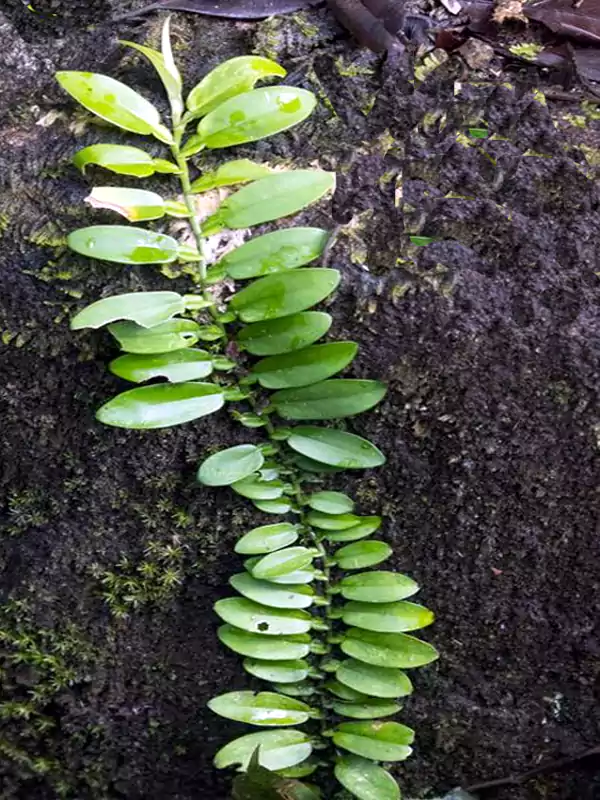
top-left (57, 19), bottom-right (439, 800)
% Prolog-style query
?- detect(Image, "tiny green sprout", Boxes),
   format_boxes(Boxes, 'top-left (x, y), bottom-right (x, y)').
top-left (57, 18), bottom-right (438, 800)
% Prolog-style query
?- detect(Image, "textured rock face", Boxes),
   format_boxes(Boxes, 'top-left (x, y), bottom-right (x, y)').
top-left (0, 3), bottom-right (599, 799)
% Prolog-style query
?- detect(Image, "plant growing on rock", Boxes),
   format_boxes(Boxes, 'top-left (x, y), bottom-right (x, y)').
top-left (57, 18), bottom-right (438, 799)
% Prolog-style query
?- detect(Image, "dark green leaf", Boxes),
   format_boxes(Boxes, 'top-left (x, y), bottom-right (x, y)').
top-left (70, 291), bottom-right (183, 330)
top-left (287, 428), bottom-right (385, 469)
top-left (86, 187), bottom-right (166, 222)
top-left (198, 444), bottom-right (264, 486)
top-left (336, 660), bottom-right (413, 699)
top-left (208, 690), bottom-right (312, 726)
top-left (335, 755), bottom-right (401, 800)
top-left (231, 269), bottom-right (340, 323)
top-left (196, 86), bottom-right (316, 149)
top-left (109, 349), bottom-right (213, 383)
top-left (220, 227), bottom-right (329, 279)
top-left (232, 750), bottom-right (321, 800)
top-left (237, 312), bottom-right (332, 356)
top-left (251, 342), bottom-right (357, 390)
top-left (342, 601), bottom-right (434, 633)
top-left (231, 574), bottom-right (313, 610)
top-left (214, 598), bottom-right (312, 635)
top-left (332, 699), bottom-right (401, 720)
top-left (214, 730), bottom-right (312, 771)
top-left (339, 572), bottom-right (419, 603)
top-left (56, 71), bottom-right (172, 143)
top-left (308, 491), bottom-right (354, 514)
top-left (325, 518), bottom-right (382, 543)
top-left (333, 721), bottom-right (414, 761)
top-left (341, 629), bottom-right (439, 668)
top-left (73, 144), bottom-right (179, 177)
top-left (68, 226), bottom-right (178, 264)
top-left (243, 658), bottom-right (309, 684)
top-left (218, 625), bottom-right (311, 660)
top-left (191, 159), bottom-right (272, 192)
top-left (186, 55), bottom-right (286, 118)
top-left (252, 547), bottom-right (316, 580)
top-left (96, 382), bottom-right (223, 429)
top-left (109, 319), bottom-right (200, 354)
top-left (333, 541), bottom-right (392, 570)
top-left (236, 523), bottom-right (300, 555)
top-left (271, 380), bottom-right (387, 420)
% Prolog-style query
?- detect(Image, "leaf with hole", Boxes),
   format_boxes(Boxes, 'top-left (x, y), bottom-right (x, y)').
top-left (325, 518), bottom-right (382, 543)
top-left (243, 658), bottom-right (309, 684)
top-left (109, 349), bottom-right (213, 383)
top-left (333, 542), bottom-right (392, 570)
top-left (186, 56), bottom-right (286, 119)
top-left (220, 227), bottom-right (329, 279)
top-left (68, 226), bottom-right (178, 265)
top-left (214, 598), bottom-right (312, 636)
top-left (339, 572), bottom-right (419, 603)
top-left (73, 144), bottom-right (179, 177)
top-left (333, 721), bottom-right (414, 761)
top-left (109, 320), bottom-right (201, 354)
top-left (231, 269), bottom-right (340, 324)
top-left (342, 601), bottom-right (434, 633)
top-left (335, 755), bottom-right (400, 800)
top-left (214, 729), bottom-right (313, 771)
top-left (332, 698), bottom-right (402, 720)
top-left (208, 691), bottom-right (312, 727)
top-left (287, 428), bottom-right (385, 469)
top-left (336, 660), bottom-right (413, 699)
top-left (191, 159), bottom-right (272, 192)
top-left (308, 491), bottom-right (354, 515)
top-left (86, 187), bottom-right (166, 222)
top-left (251, 547), bottom-right (316, 580)
top-left (231, 574), bottom-right (314, 610)
top-left (56, 71), bottom-right (172, 143)
top-left (237, 312), bottom-right (332, 356)
top-left (271, 379), bottom-right (387, 421)
top-left (206, 171), bottom-right (334, 231)
top-left (70, 291), bottom-right (183, 330)
top-left (218, 625), bottom-right (311, 660)
top-left (341, 629), bottom-right (439, 669)
top-left (232, 475), bottom-right (285, 500)
top-left (251, 342), bottom-right (357, 390)
top-left (235, 523), bottom-right (300, 555)
top-left (96, 382), bottom-right (223, 429)
top-left (198, 444), bottom-right (265, 486)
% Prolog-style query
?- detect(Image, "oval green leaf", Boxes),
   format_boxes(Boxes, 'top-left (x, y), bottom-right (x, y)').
top-left (335, 755), bottom-right (401, 800)
top-left (109, 349), bottom-right (213, 383)
top-left (306, 511), bottom-right (362, 531)
top-left (68, 226), bottom-right (178, 265)
top-left (336, 660), bottom-right (413, 699)
top-left (243, 658), bottom-right (309, 684)
top-left (70, 291), bottom-right (183, 330)
top-left (218, 625), bottom-right (310, 660)
top-left (96, 382), bottom-right (223, 429)
top-left (272, 680), bottom-right (316, 698)
top-left (197, 86), bottom-right (315, 149)
top-left (251, 342), bottom-right (357, 390)
top-left (272, 379), bottom-right (387, 420)
top-left (332, 699), bottom-right (401, 720)
top-left (325, 518), bottom-right (382, 543)
top-left (308, 491), bottom-right (354, 515)
top-left (191, 159), bottom-right (272, 193)
top-left (214, 729), bottom-right (312, 771)
top-left (287, 427), bottom-right (385, 469)
top-left (292, 454), bottom-right (345, 474)
top-left (333, 541), bottom-right (392, 570)
top-left (73, 144), bottom-right (178, 177)
top-left (220, 227), bottom-right (329, 280)
top-left (214, 598), bottom-right (312, 636)
top-left (324, 680), bottom-right (369, 702)
top-left (231, 574), bottom-right (313, 610)
top-left (198, 444), bottom-right (264, 486)
top-left (252, 547), bottom-right (316, 581)
top-left (56, 71), bottom-right (172, 143)
top-left (235, 523), bottom-right (300, 555)
top-left (86, 187), bottom-right (166, 222)
top-left (333, 721), bottom-right (414, 762)
top-left (253, 498), bottom-right (292, 515)
top-left (208, 691), bottom-right (312, 727)
top-left (237, 312), bottom-right (332, 357)
top-left (213, 170), bottom-right (334, 229)
top-left (232, 475), bottom-right (285, 500)
top-left (109, 319), bottom-right (200, 354)
top-left (341, 629), bottom-right (439, 669)
top-left (231, 269), bottom-right (340, 324)
top-left (187, 55), bottom-right (286, 118)
top-left (342, 601), bottom-right (435, 633)
top-left (340, 572), bottom-right (419, 603)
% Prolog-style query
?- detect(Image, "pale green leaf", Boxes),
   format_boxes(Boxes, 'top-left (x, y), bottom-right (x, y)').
top-left (335, 755), bottom-right (401, 800)
top-left (243, 658), bottom-right (309, 684)
top-left (231, 269), bottom-right (340, 323)
top-left (341, 629), bottom-right (439, 669)
top-left (73, 144), bottom-right (178, 177)
top-left (218, 625), bottom-right (310, 660)
top-left (214, 598), bottom-right (312, 636)
top-left (272, 380), bottom-right (387, 420)
top-left (208, 691), bottom-right (312, 726)
top-left (109, 319), bottom-right (200, 354)
top-left (308, 491), bottom-right (354, 515)
top-left (108, 349), bottom-right (213, 383)
top-left (70, 291), bottom-right (183, 330)
top-left (68, 226), bottom-right (178, 265)
top-left (86, 187), bottom-right (166, 222)
top-left (336, 660), bottom-right (413, 699)
top-left (231, 573), bottom-right (313, 610)
top-left (232, 475), bottom-right (285, 500)
top-left (333, 721), bottom-right (414, 761)
top-left (342, 601), bottom-right (435, 633)
top-left (306, 512), bottom-right (362, 531)
top-left (220, 227), bottom-right (329, 279)
top-left (332, 699), bottom-right (401, 720)
top-left (333, 541), bottom-right (392, 570)
top-left (325, 518), bottom-right (382, 543)
top-left (339, 572), bottom-right (419, 603)
top-left (191, 159), bottom-right (272, 193)
top-left (287, 427), bottom-right (385, 469)
top-left (214, 730), bottom-right (312, 771)
top-left (198, 444), bottom-right (264, 486)
top-left (251, 547), bottom-right (316, 580)
top-left (235, 523), bottom-right (300, 555)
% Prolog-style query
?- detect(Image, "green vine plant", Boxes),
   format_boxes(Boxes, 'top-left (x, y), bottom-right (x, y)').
top-left (56, 18), bottom-right (438, 800)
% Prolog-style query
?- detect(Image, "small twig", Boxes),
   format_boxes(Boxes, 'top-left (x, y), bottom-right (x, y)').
top-left (321, 223), bottom-right (343, 266)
